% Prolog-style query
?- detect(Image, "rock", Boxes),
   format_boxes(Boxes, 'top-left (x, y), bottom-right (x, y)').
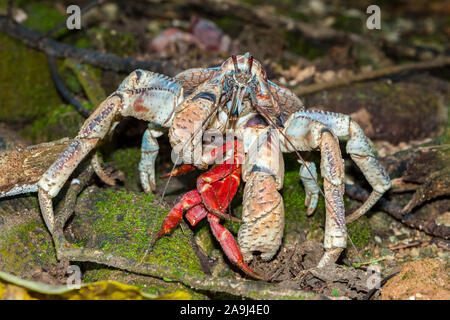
top-left (0, 185), bottom-right (208, 298)
top-left (69, 187), bottom-right (205, 276)
top-left (0, 34), bottom-right (63, 123)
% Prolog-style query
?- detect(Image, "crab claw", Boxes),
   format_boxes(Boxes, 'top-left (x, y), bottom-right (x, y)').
top-left (160, 164), bottom-right (196, 178)
top-left (151, 190), bottom-right (202, 246)
top-left (207, 214), bottom-right (263, 280)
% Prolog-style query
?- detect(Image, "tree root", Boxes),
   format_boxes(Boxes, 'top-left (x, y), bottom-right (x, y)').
top-left (401, 167), bottom-right (450, 214)
top-left (46, 54), bottom-right (92, 118)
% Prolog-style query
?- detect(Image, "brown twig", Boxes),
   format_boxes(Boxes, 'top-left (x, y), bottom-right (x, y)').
top-left (389, 240), bottom-right (428, 251)
top-left (0, 15), bottom-right (177, 75)
top-left (345, 183), bottom-right (450, 240)
top-left (294, 56), bottom-right (450, 96)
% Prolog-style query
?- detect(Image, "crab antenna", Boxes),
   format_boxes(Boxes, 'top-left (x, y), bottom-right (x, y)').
top-left (248, 55), bottom-right (254, 74)
top-left (231, 55), bottom-right (240, 74)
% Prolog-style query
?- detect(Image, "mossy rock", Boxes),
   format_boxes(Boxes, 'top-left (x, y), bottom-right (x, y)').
top-left (107, 148), bottom-right (142, 192)
top-left (70, 187), bottom-right (204, 277)
top-left (0, 213), bottom-right (57, 277)
top-left (21, 104), bottom-right (85, 144)
top-left (21, 2), bottom-right (66, 34)
top-left (0, 34), bottom-right (63, 123)
top-left (0, 187), bottom-right (208, 298)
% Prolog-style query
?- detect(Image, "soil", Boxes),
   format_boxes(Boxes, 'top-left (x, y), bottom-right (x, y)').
top-left (381, 258), bottom-right (449, 300)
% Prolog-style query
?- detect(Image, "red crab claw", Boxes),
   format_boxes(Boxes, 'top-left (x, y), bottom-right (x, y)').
top-left (207, 214), bottom-right (263, 280)
top-left (197, 139), bottom-right (244, 222)
top-left (160, 139), bottom-right (242, 179)
top-left (151, 190), bottom-right (202, 247)
top-left (160, 164), bottom-right (196, 178)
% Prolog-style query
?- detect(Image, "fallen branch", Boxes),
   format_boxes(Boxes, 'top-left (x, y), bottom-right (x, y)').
top-left (401, 167), bottom-right (450, 214)
top-left (0, 15), bottom-right (177, 75)
top-left (345, 183), bottom-right (450, 240)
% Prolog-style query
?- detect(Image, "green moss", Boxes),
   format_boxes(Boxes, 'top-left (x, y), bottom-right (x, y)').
top-left (108, 148), bottom-right (142, 192)
top-left (64, 59), bottom-right (105, 107)
top-left (331, 15), bottom-right (363, 33)
top-left (71, 189), bottom-right (205, 277)
top-left (0, 218), bottom-right (56, 276)
top-left (88, 27), bottom-right (137, 57)
top-left (22, 2), bottom-right (65, 35)
top-left (21, 104), bottom-right (85, 143)
top-left (0, 34), bottom-right (63, 123)
top-left (216, 17), bottom-right (244, 37)
top-left (281, 154), bottom-right (326, 241)
top-left (347, 216), bottom-right (372, 248)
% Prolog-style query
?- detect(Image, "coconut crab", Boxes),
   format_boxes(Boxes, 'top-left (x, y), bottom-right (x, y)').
top-left (4, 53), bottom-right (391, 279)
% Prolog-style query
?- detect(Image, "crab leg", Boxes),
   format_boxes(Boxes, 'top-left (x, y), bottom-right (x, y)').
top-left (38, 70), bottom-right (184, 233)
top-left (139, 126), bottom-right (164, 193)
top-left (207, 213), bottom-right (262, 279)
top-left (153, 140), bottom-right (242, 242)
top-left (160, 140), bottom-right (239, 178)
top-left (299, 161), bottom-right (320, 216)
top-left (151, 190), bottom-right (202, 246)
top-left (153, 139), bottom-right (262, 278)
top-left (185, 204), bottom-right (208, 226)
top-left (281, 116), bottom-right (348, 267)
top-left (293, 110), bottom-right (391, 220)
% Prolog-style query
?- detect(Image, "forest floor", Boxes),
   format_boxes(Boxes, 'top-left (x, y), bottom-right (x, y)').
top-left (0, 0), bottom-right (448, 300)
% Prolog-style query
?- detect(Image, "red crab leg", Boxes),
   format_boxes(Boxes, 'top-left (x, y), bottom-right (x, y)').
top-left (207, 213), bottom-right (262, 279)
top-left (151, 190), bottom-right (202, 246)
top-left (185, 204), bottom-right (208, 226)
